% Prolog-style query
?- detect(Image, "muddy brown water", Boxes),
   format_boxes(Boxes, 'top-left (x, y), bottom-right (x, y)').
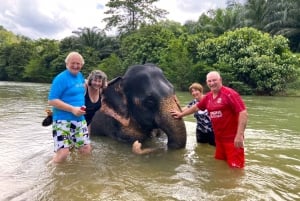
top-left (0, 81), bottom-right (299, 201)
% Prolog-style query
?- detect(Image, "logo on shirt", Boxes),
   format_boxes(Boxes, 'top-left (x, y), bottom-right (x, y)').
top-left (217, 97), bottom-right (222, 104)
top-left (210, 110), bottom-right (222, 119)
top-left (75, 83), bottom-right (85, 88)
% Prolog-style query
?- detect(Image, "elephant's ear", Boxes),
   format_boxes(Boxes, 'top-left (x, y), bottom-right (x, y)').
top-left (100, 77), bottom-right (130, 126)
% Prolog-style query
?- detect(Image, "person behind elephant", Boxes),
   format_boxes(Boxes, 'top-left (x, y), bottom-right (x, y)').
top-left (48, 51), bottom-right (92, 163)
top-left (171, 71), bottom-right (248, 168)
top-left (84, 70), bottom-right (107, 128)
top-left (182, 83), bottom-right (215, 146)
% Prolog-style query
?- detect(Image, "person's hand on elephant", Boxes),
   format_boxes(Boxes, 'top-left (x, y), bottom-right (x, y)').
top-left (171, 104), bottom-right (199, 119)
top-left (170, 110), bottom-right (182, 119)
top-left (132, 140), bottom-right (157, 155)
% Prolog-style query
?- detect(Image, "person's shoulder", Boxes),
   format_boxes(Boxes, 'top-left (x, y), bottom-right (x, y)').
top-left (220, 87), bottom-right (244, 103)
top-left (78, 72), bottom-right (85, 81)
top-left (221, 86), bottom-right (239, 95)
top-left (52, 70), bottom-right (67, 82)
top-left (78, 71), bottom-right (84, 77)
top-left (203, 92), bottom-right (213, 99)
top-left (189, 99), bottom-right (198, 105)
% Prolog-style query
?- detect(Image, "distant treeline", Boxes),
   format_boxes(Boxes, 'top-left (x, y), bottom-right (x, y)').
top-left (0, 0), bottom-right (300, 95)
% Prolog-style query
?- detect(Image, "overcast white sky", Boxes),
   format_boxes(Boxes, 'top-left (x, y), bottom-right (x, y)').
top-left (0, 0), bottom-right (236, 40)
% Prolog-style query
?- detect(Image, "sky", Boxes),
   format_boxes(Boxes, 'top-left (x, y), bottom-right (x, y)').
top-left (0, 0), bottom-right (233, 40)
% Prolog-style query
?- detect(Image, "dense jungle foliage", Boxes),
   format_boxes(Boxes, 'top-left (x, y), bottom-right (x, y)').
top-left (0, 0), bottom-right (300, 95)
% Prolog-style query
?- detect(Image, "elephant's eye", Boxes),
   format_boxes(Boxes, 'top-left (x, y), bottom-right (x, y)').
top-left (143, 97), bottom-right (156, 108)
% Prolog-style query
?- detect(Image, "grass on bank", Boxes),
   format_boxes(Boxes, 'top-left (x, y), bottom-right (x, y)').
top-left (286, 76), bottom-right (300, 96)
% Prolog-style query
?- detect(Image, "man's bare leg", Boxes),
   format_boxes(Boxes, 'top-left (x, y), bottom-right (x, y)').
top-left (52, 148), bottom-right (70, 163)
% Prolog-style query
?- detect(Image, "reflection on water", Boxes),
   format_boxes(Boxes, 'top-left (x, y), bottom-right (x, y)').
top-left (0, 82), bottom-right (299, 201)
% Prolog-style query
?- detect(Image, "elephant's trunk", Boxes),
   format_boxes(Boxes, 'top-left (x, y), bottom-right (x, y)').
top-left (157, 96), bottom-right (187, 149)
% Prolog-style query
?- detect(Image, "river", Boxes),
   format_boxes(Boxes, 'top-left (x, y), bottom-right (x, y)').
top-left (0, 81), bottom-right (299, 201)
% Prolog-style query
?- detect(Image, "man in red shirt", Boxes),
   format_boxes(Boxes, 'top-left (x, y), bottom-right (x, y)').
top-left (171, 71), bottom-right (248, 168)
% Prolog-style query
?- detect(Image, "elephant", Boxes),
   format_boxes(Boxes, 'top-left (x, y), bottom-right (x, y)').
top-left (90, 64), bottom-right (187, 149)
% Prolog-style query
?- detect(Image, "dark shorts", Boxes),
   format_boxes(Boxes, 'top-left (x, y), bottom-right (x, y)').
top-left (196, 130), bottom-right (215, 146)
top-left (52, 120), bottom-right (90, 152)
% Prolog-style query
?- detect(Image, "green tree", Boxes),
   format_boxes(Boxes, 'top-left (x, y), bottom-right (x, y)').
top-left (120, 24), bottom-right (175, 68)
top-left (184, 32), bottom-right (217, 85)
top-left (263, 0), bottom-right (300, 51)
top-left (72, 27), bottom-right (104, 49)
top-left (98, 53), bottom-right (124, 79)
top-left (0, 26), bottom-right (22, 47)
top-left (103, 0), bottom-right (168, 34)
top-left (72, 26), bottom-right (119, 59)
top-left (185, 32), bottom-right (215, 64)
top-left (243, 0), bottom-right (268, 30)
top-left (199, 7), bottom-right (243, 36)
top-left (197, 27), bottom-right (299, 95)
top-left (80, 46), bottom-right (104, 76)
top-left (159, 36), bottom-right (193, 90)
top-left (4, 41), bottom-right (34, 81)
top-left (0, 45), bottom-right (10, 80)
top-left (59, 36), bottom-right (82, 53)
top-left (23, 39), bottom-right (60, 82)
top-left (157, 20), bottom-right (185, 38)
top-left (0, 27), bottom-right (27, 80)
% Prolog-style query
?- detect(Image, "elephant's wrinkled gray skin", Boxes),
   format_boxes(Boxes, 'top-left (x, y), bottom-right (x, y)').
top-left (90, 64), bottom-right (187, 149)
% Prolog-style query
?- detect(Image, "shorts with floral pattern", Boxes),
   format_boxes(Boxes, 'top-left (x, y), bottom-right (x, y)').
top-left (52, 120), bottom-right (90, 152)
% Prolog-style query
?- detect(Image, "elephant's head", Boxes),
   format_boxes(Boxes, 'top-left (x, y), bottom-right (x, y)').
top-left (90, 64), bottom-right (186, 149)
